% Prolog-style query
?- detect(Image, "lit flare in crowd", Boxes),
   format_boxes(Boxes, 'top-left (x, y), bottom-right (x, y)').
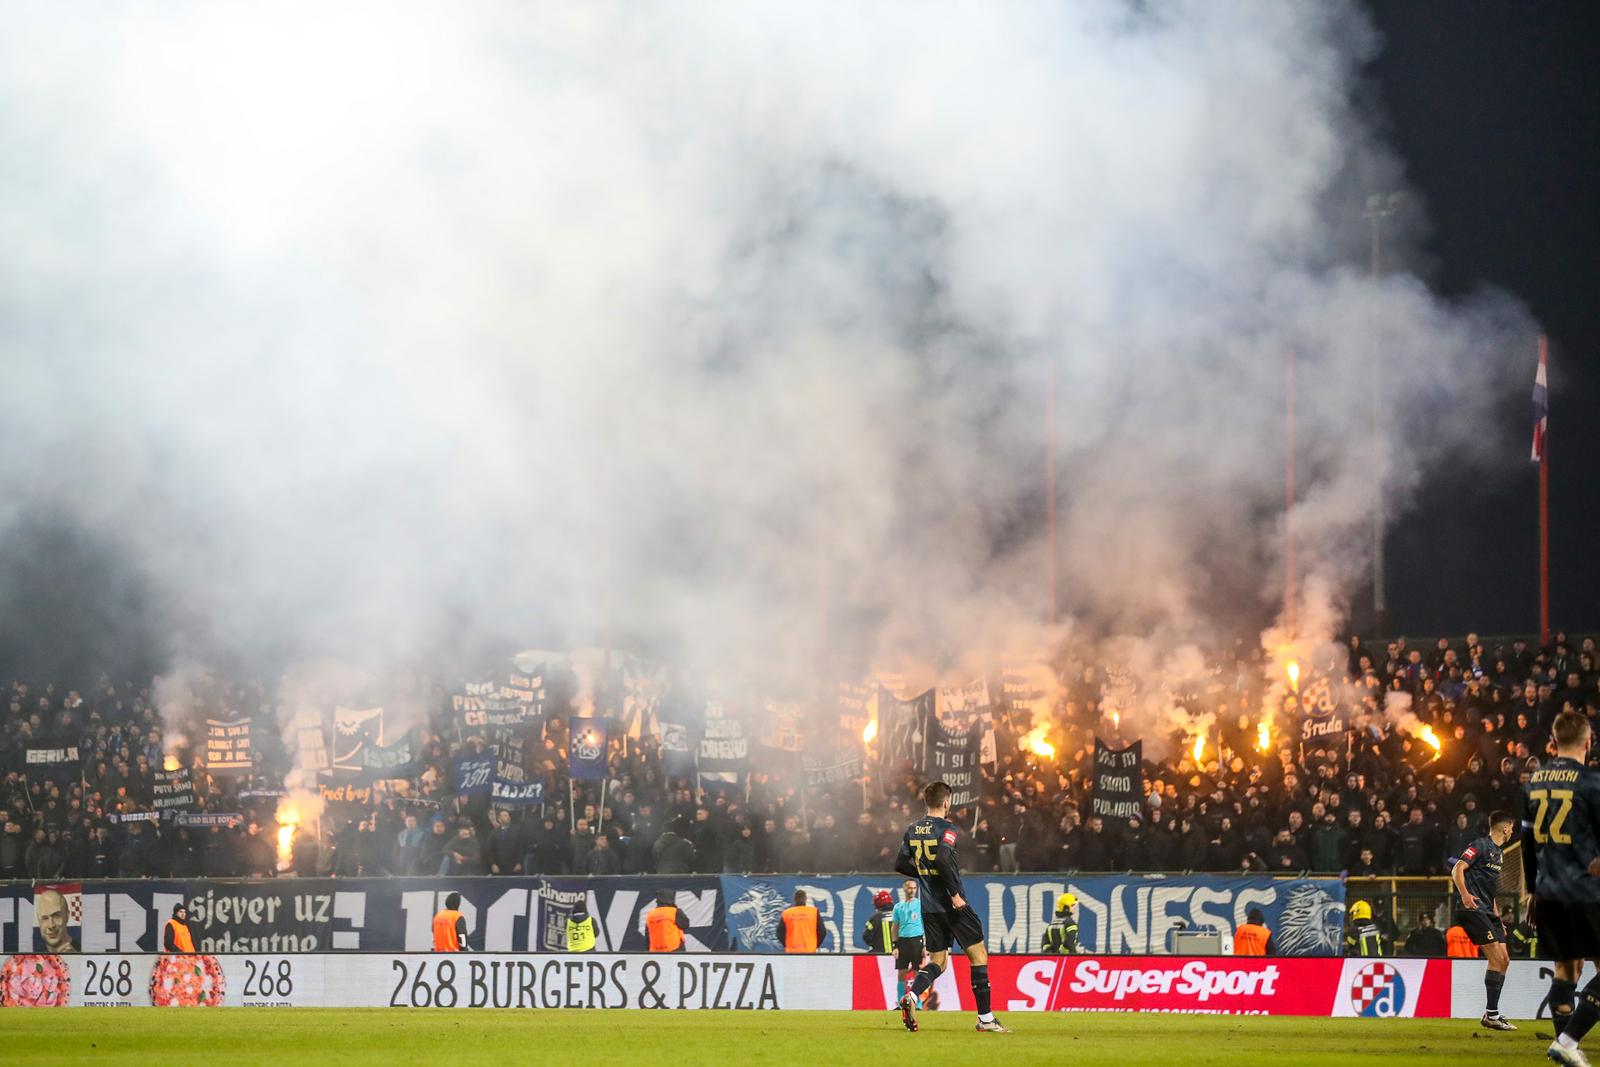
top-left (1022, 723), bottom-right (1055, 760)
top-left (275, 802), bottom-right (300, 869)
top-left (1416, 725), bottom-right (1442, 757)
top-left (1285, 660), bottom-right (1300, 692)
top-left (1255, 718), bottom-right (1271, 754)
top-left (1191, 734), bottom-right (1205, 763)
top-left (162, 753), bottom-right (180, 771)
top-left (862, 719), bottom-right (877, 745)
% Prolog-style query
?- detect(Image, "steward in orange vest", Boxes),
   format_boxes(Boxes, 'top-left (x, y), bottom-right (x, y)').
top-left (433, 891), bottom-right (469, 952)
top-left (1233, 907), bottom-right (1272, 956)
top-left (163, 903), bottom-right (195, 953)
top-left (1446, 922), bottom-right (1480, 959)
top-left (781, 890), bottom-right (824, 953)
top-left (647, 891), bottom-right (689, 952)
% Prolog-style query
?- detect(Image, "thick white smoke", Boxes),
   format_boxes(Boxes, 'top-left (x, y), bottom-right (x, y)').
top-left (0, 2), bottom-right (1533, 695)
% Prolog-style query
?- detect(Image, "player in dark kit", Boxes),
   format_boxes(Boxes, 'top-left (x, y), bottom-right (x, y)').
top-left (894, 780), bottom-right (1009, 1034)
top-left (1450, 811), bottom-right (1516, 1031)
top-left (1523, 711), bottom-right (1600, 1067)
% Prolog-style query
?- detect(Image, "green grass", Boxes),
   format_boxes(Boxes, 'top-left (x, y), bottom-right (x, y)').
top-left (0, 1008), bottom-right (1553, 1065)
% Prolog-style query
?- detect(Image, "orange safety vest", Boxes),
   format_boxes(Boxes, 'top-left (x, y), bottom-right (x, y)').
top-left (165, 918), bottom-right (195, 954)
top-left (433, 909), bottom-right (463, 952)
top-left (1233, 923), bottom-right (1270, 956)
top-left (781, 905), bottom-right (820, 953)
top-left (1446, 926), bottom-right (1479, 958)
top-left (647, 905), bottom-right (684, 952)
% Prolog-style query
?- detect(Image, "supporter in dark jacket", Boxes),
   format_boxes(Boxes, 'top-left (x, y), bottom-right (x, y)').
top-left (653, 820), bottom-right (696, 874)
top-left (1403, 913), bottom-right (1446, 957)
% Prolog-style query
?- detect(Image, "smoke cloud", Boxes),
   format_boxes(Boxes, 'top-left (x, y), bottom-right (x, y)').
top-left (0, 3), bottom-right (1533, 696)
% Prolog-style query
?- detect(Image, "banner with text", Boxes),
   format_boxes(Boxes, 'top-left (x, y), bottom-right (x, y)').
top-left (1092, 739), bottom-right (1143, 825)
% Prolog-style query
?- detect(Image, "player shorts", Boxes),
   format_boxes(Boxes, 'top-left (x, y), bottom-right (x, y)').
top-left (1537, 898), bottom-right (1600, 961)
top-left (894, 936), bottom-right (925, 971)
top-left (922, 906), bottom-right (985, 954)
top-left (1460, 910), bottom-right (1506, 947)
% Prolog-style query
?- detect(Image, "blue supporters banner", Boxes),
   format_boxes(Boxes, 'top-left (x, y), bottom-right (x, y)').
top-left (568, 716), bottom-right (610, 781)
top-left (453, 756), bottom-right (495, 795)
top-left (722, 875), bottom-right (902, 954)
top-left (720, 874), bottom-right (1345, 956)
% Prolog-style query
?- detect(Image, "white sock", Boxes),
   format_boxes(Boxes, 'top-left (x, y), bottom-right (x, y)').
top-left (978, 1012), bottom-right (995, 1023)
top-left (1559, 1034), bottom-right (1580, 1051)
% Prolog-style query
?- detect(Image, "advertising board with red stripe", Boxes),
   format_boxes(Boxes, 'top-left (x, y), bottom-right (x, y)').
top-left (852, 955), bottom-right (1452, 1017)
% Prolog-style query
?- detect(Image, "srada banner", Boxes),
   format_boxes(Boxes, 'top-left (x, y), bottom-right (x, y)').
top-left (1, 874), bottom-right (1342, 956)
top-left (722, 874), bottom-right (1346, 956)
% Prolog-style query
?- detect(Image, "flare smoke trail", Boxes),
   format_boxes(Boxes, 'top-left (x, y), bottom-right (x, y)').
top-left (0, 3), bottom-right (1533, 710)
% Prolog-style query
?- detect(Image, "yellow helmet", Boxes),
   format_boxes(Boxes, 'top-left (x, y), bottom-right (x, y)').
top-left (1056, 893), bottom-right (1078, 914)
top-left (1348, 900), bottom-right (1372, 921)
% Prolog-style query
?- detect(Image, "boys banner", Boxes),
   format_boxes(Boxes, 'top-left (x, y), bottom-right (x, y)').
top-left (1092, 739), bottom-right (1143, 825)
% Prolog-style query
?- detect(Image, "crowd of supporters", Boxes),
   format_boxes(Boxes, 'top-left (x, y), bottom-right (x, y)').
top-left (2, 631), bottom-right (1596, 893)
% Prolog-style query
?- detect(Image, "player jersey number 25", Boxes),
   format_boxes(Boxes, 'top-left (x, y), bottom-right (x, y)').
top-left (1528, 788), bottom-right (1575, 844)
top-left (908, 837), bottom-right (940, 876)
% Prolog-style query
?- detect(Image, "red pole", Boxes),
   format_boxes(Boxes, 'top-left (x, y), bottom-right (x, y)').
top-left (1286, 349), bottom-right (1295, 639)
top-left (1539, 333), bottom-right (1550, 647)
top-left (1046, 357), bottom-right (1057, 626)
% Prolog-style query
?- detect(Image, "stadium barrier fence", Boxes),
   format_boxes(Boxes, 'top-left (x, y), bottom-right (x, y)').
top-left (0, 950), bottom-right (1531, 1019)
top-left (2, 873), bottom-right (1346, 957)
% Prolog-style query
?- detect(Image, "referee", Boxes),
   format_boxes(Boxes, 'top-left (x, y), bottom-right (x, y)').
top-left (892, 879), bottom-right (925, 1003)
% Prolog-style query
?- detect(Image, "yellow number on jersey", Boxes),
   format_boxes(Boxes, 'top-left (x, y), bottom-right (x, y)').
top-left (910, 837), bottom-right (937, 875)
top-left (1529, 788), bottom-right (1575, 845)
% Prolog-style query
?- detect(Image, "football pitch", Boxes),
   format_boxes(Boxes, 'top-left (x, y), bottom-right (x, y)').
top-left (0, 1009), bottom-right (1551, 1066)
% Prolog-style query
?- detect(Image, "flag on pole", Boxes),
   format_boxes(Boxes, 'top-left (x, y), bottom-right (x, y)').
top-left (1532, 342), bottom-right (1548, 461)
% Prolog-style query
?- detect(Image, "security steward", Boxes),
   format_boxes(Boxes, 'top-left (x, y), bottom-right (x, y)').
top-left (1234, 907), bottom-right (1272, 956)
top-left (647, 890), bottom-right (690, 952)
top-left (567, 906), bottom-right (598, 953)
top-left (781, 889), bottom-right (824, 953)
top-left (1345, 900), bottom-right (1385, 957)
top-left (432, 891), bottom-right (470, 952)
top-left (1504, 907), bottom-right (1537, 959)
top-left (1041, 893), bottom-right (1079, 954)
top-left (163, 902), bottom-right (195, 953)
top-left (863, 889), bottom-right (896, 954)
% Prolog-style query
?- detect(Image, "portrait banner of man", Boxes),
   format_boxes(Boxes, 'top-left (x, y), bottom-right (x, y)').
top-left (34, 882), bottom-right (82, 953)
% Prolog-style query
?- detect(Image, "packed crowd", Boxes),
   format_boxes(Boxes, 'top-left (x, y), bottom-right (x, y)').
top-left (2, 632), bottom-right (1596, 891)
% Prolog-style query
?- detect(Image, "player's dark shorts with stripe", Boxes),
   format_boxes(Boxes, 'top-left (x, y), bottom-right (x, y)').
top-left (1538, 898), bottom-right (1600, 960)
top-left (894, 936), bottom-right (925, 970)
top-left (922, 906), bottom-right (985, 954)
top-left (1460, 910), bottom-right (1506, 947)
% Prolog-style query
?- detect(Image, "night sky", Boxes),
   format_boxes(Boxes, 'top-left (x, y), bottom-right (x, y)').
top-left (1364, 1), bottom-right (1600, 637)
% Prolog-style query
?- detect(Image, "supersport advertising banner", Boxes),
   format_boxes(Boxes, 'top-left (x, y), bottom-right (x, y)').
top-left (851, 955), bottom-right (1453, 1017)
